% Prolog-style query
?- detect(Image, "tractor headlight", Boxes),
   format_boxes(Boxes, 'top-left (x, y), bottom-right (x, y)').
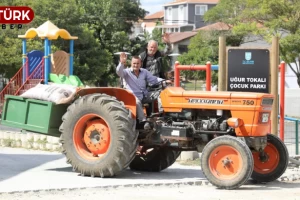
top-left (261, 98), bottom-right (273, 106)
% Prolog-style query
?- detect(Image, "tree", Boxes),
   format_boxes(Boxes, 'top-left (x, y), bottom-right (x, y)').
top-left (203, 0), bottom-right (246, 27)
top-left (75, 0), bottom-right (147, 85)
top-left (203, 0), bottom-right (247, 46)
top-left (204, 0), bottom-right (300, 87)
top-left (177, 31), bottom-right (219, 88)
top-left (175, 0), bottom-right (248, 89)
top-left (0, 0), bottom-right (147, 86)
top-left (0, 0), bottom-right (44, 79)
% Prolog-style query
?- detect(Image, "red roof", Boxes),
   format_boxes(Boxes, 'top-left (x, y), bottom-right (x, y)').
top-left (165, 0), bottom-right (219, 6)
top-left (169, 32), bottom-right (198, 43)
top-left (144, 11), bottom-right (164, 20)
top-left (194, 22), bottom-right (232, 31)
top-left (194, 21), bottom-right (264, 31)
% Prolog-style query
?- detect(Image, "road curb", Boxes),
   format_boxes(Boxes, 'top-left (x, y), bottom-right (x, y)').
top-left (1, 169), bottom-right (300, 195)
top-left (0, 180), bottom-right (213, 195)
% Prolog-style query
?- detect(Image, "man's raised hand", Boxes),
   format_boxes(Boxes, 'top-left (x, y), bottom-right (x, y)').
top-left (120, 52), bottom-right (127, 65)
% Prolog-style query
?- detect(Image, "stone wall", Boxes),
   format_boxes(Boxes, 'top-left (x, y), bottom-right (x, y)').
top-left (0, 129), bottom-right (201, 161)
top-left (0, 130), bottom-right (62, 151)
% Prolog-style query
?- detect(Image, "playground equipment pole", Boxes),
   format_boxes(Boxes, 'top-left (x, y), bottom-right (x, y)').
top-left (296, 120), bottom-right (299, 154)
top-left (44, 38), bottom-right (49, 84)
top-left (218, 36), bottom-right (226, 91)
top-left (279, 61), bottom-right (285, 141)
top-left (174, 61), bottom-right (211, 91)
top-left (271, 36), bottom-right (279, 136)
top-left (70, 40), bottom-right (74, 75)
top-left (206, 62), bottom-right (211, 90)
top-left (22, 39), bottom-right (26, 83)
top-left (48, 40), bottom-right (51, 74)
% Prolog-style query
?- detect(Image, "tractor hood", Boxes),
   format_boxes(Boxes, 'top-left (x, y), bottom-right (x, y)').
top-left (160, 87), bottom-right (274, 112)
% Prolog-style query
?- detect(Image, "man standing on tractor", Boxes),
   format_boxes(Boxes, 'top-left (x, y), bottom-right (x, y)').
top-left (139, 33), bottom-right (172, 79)
top-left (116, 52), bottom-right (171, 129)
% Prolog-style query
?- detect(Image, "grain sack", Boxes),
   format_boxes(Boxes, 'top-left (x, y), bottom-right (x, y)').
top-left (20, 83), bottom-right (77, 104)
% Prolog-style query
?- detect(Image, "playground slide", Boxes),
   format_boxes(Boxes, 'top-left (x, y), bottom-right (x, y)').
top-left (49, 73), bottom-right (84, 87)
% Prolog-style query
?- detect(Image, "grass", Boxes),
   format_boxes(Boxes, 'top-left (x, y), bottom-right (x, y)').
top-left (181, 80), bottom-right (204, 91)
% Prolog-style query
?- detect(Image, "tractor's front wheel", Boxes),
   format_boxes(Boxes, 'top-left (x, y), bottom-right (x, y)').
top-left (251, 134), bottom-right (289, 182)
top-left (201, 136), bottom-right (254, 189)
top-left (59, 94), bottom-right (138, 177)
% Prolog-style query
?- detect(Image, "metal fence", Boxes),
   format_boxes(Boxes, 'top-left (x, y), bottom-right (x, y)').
top-left (282, 117), bottom-right (300, 156)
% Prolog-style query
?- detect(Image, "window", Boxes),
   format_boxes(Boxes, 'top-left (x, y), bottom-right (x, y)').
top-left (179, 5), bottom-right (184, 22)
top-left (195, 5), bottom-right (207, 15)
top-left (179, 45), bottom-right (188, 54)
top-left (168, 7), bottom-right (172, 17)
top-left (166, 7), bottom-right (172, 24)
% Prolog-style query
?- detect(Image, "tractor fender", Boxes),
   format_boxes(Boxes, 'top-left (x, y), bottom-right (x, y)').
top-left (76, 87), bottom-right (136, 119)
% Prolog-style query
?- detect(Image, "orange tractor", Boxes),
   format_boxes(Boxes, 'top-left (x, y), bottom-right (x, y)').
top-left (1, 81), bottom-right (288, 189)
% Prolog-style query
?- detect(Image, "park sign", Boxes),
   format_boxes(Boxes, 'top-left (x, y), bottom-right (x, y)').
top-left (227, 48), bottom-right (270, 93)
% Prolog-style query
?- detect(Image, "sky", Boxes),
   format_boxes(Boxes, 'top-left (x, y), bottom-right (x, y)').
top-left (140, 0), bottom-right (171, 15)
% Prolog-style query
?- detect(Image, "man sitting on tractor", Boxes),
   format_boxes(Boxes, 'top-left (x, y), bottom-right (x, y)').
top-left (116, 52), bottom-right (171, 129)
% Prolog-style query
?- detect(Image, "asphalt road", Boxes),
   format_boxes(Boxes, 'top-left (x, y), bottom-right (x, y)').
top-left (0, 147), bottom-right (209, 193)
top-left (0, 147), bottom-right (300, 200)
top-left (1, 122), bottom-right (300, 200)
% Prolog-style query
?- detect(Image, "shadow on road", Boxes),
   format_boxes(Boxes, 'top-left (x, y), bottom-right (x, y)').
top-left (0, 153), bottom-right (63, 182)
top-left (46, 165), bottom-right (300, 190)
top-left (1, 148), bottom-right (299, 192)
top-left (47, 164), bottom-right (206, 180)
top-left (121, 167), bottom-right (206, 180)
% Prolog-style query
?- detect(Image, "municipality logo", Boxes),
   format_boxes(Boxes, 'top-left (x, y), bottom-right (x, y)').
top-left (245, 52), bottom-right (252, 60)
top-left (243, 52), bottom-right (254, 64)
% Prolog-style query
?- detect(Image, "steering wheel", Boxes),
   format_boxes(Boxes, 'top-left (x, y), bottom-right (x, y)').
top-left (148, 80), bottom-right (169, 91)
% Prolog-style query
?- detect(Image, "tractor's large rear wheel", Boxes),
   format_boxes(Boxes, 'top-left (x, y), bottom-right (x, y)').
top-left (251, 134), bottom-right (289, 182)
top-left (201, 136), bottom-right (254, 189)
top-left (129, 146), bottom-right (181, 172)
top-left (59, 94), bottom-right (138, 177)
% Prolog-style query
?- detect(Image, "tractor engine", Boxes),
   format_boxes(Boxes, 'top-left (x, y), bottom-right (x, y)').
top-left (163, 109), bottom-right (231, 131)
top-left (157, 109), bottom-right (233, 149)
